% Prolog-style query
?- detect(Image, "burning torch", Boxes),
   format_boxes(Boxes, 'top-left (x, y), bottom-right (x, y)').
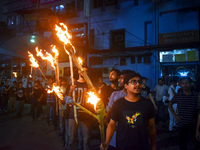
top-left (55, 23), bottom-right (106, 148)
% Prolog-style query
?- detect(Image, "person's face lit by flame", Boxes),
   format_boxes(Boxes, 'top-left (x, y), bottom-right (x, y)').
top-left (109, 70), bottom-right (118, 83)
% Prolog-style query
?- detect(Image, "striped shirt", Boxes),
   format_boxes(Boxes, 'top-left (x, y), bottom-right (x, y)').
top-left (171, 90), bottom-right (200, 127)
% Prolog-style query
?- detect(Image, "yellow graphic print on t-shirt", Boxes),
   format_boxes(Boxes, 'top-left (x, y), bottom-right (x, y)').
top-left (126, 112), bottom-right (141, 125)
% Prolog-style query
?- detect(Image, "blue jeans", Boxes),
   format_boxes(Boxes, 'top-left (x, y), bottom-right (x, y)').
top-left (68, 119), bottom-right (90, 150)
top-left (65, 119), bottom-right (69, 150)
top-left (46, 102), bottom-right (56, 126)
top-left (59, 109), bottom-right (66, 134)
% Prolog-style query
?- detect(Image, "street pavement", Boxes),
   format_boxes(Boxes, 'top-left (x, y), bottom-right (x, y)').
top-left (0, 104), bottom-right (180, 150)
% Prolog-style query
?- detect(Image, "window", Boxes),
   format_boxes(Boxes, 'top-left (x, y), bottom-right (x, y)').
top-left (131, 56), bottom-right (135, 64)
top-left (55, 6), bottom-right (59, 13)
top-left (93, 0), bottom-right (102, 8)
top-left (144, 56), bottom-right (151, 64)
top-left (55, 4), bottom-right (65, 14)
top-left (89, 57), bottom-right (103, 65)
top-left (110, 29), bottom-right (125, 49)
top-left (144, 21), bottom-right (153, 46)
top-left (137, 56), bottom-right (142, 63)
top-left (89, 29), bottom-right (94, 47)
top-left (66, 2), bottom-right (75, 13)
top-left (77, 0), bottom-right (84, 11)
top-left (7, 15), bottom-right (17, 26)
top-left (106, 0), bottom-right (116, 6)
top-left (120, 57), bottom-right (127, 66)
top-left (134, 0), bottom-right (138, 6)
top-left (16, 16), bottom-right (19, 25)
top-left (159, 49), bottom-right (199, 62)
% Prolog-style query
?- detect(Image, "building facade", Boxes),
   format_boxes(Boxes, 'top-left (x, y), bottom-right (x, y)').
top-left (0, 0), bottom-right (199, 89)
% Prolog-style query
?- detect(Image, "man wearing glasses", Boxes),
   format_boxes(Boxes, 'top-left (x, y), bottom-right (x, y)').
top-left (101, 72), bottom-right (156, 150)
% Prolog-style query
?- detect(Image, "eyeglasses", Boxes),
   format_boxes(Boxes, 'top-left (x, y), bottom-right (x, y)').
top-left (128, 79), bottom-right (143, 85)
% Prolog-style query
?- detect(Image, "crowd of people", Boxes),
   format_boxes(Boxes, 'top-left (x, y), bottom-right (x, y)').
top-left (0, 68), bottom-right (200, 150)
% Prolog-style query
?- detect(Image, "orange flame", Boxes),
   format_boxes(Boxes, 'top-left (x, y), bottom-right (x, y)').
top-left (35, 46), bottom-right (58, 69)
top-left (55, 23), bottom-right (76, 54)
top-left (13, 72), bottom-right (17, 78)
top-left (29, 75), bottom-right (32, 78)
top-left (87, 92), bottom-right (100, 110)
top-left (28, 51), bottom-right (39, 68)
top-left (52, 45), bottom-right (59, 58)
top-left (55, 23), bottom-right (72, 44)
top-left (78, 57), bottom-right (83, 65)
top-left (47, 84), bottom-right (64, 100)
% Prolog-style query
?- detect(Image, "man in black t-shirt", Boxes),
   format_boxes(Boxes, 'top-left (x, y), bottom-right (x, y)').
top-left (141, 77), bottom-right (151, 98)
top-left (30, 80), bottom-right (43, 121)
top-left (67, 66), bottom-right (94, 150)
top-left (141, 77), bottom-right (157, 110)
top-left (100, 69), bottom-right (121, 108)
top-left (101, 72), bottom-right (156, 150)
top-left (15, 82), bottom-right (27, 117)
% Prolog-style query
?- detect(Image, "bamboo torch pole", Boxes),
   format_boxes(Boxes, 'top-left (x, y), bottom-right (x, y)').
top-left (69, 55), bottom-right (78, 124)
top-left (55, 55), bottom-right (63, 117)
top-left (66, 49), bottom-right (105, 147)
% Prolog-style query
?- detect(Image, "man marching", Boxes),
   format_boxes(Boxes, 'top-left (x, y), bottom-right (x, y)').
top-left (101, 72), bottom-right (156, 150)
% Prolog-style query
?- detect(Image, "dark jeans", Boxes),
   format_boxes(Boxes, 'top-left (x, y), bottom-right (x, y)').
top-left (178, 125), bottom-right (200, 150)
top-left (68, 119), bottom-right (90, 150)
top-left (31, 101), bottom-right (40, 119)
top-left (108, 145), bottom-right (116, 150)
top-left (46, 102), bottom-right (56, 126)
top-left (1, 95), bottom-right (9, 111)
top-left (156, 101), bottom-right (165, 120)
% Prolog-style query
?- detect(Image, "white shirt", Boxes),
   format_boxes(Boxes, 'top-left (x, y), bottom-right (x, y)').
top-left (22, 77), bottom-right (27, 88)
top-left (168, 85), bottom-right (175, 101)
top-left (154, 84), bottom-right (169, 101)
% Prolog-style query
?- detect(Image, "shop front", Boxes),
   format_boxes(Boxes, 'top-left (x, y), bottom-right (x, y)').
top-left (159, 48), bottom-right (200, 85)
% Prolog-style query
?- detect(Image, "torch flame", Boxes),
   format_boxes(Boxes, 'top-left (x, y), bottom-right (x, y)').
top-left (87, 92), bottom-right (100, 110)
top-left (55, 23), bottom-right (76, 54)
top-left (78, 57), bottom-right (83, 65)
top-left (28, 51), bottom-right (39, 68)
top-left (29, 75), bottom-right (32, 78)
top-left (47, 84), bottom-right (64, 100)
top-left (13, 72), bottom-right (17, 78)
top-left (52, 45), bottom-right (59, 58)
top-left (35, 46), bottom-right (57, 69)
top-left (55, 23), bottom-right (72, 44)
